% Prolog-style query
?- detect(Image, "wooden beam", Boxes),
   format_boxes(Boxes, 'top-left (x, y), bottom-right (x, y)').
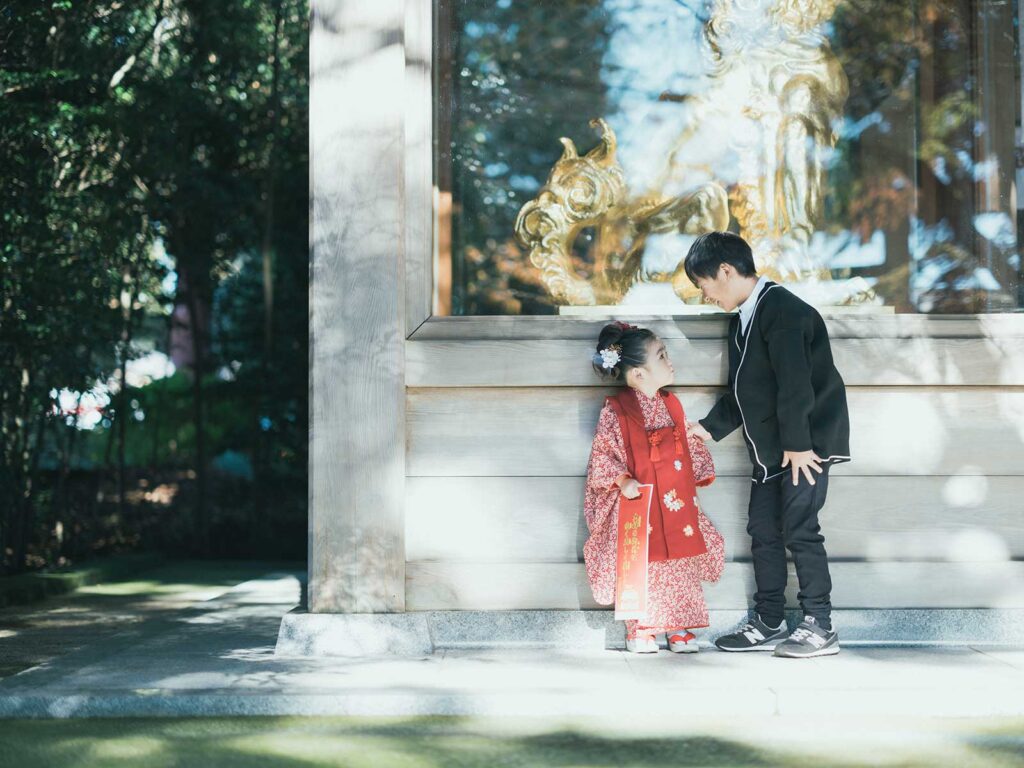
top-left (406, 561), bottom-right (1024, 610)
top-left (407, 387), bottom-right (1024, 477)
top-left (406, 336), bottom-right (1024, 387)
top-left (407, 314), bottom-right (1024, 341)
top-left (406, 475), bottom-right (1024, 562)
top-left (310, 0), bottom-right (405, 612)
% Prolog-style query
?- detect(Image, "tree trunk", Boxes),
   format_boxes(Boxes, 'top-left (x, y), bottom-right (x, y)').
top-left (254, 0), bottom-right (285, 549)
top-left (181, 264), bottom-right (210, 557)
top-left (117, 251), bottom-right (143, 528)
top-left (6, 365), bottom-right (38, 575)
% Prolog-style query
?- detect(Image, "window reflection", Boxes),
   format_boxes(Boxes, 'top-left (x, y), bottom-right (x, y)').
top-left (435, 0), bottom-right (1024, 315)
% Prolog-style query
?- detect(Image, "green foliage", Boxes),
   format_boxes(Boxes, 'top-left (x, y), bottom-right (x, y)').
top-left (1, 0), bottom-right (309, 572)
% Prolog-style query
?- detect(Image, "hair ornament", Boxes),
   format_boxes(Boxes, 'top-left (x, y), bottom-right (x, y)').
top-left (596, 344), bottom-right (622, 369)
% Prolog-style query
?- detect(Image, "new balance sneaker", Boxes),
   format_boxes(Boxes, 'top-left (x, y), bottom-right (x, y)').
top-left (625, 635), bottom-right (659, 654)
top-left (772, 616), bottom-right (840, 658)
top-left (668, 631), bottom-right (699, 653)
top-left (714, 615), bottom-right (788, 652)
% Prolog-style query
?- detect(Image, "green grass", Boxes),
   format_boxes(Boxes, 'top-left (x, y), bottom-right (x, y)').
top-left (1, 716), bottom-right (1022, 768)
top-left (0, 554), bottom-right (165, 607)
top-left (73, 559), bottom-right (302, 597)
top-left (0, 557), bottom-right (304, 607)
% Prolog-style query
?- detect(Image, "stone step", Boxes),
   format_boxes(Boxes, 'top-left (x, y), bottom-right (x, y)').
top-left (276, 608), bottom-right (1024, 657)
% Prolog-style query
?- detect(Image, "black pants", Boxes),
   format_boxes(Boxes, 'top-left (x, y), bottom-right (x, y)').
top-left (747, 465), bottom-right (832, 628)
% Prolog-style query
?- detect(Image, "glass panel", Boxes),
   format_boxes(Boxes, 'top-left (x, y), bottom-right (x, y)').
top-left (434, 0), bottom-right (1024, 315)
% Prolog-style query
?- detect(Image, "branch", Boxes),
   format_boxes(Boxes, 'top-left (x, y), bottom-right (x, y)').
top-left (108, 1), bottom-right (167, 90)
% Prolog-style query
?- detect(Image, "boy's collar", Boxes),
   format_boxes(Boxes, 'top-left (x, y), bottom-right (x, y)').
top-left (737, 275), bottom-right (770, 316)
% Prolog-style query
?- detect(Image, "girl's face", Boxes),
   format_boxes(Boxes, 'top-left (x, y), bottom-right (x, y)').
top-left (630, 337), bottom-right (675, 391)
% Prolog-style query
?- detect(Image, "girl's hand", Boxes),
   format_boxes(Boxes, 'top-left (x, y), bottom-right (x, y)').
top-left (686, 420), bottom-right (712, 442)
top-left (619, 478), bottom-right (641, 499)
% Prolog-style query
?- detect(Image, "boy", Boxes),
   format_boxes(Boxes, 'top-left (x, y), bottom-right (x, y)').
top-left (684, 232), bottom-right (850, 658)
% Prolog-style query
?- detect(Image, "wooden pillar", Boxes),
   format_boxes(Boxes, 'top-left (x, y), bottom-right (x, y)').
top-left (309, 0), bottom-right (406, 612)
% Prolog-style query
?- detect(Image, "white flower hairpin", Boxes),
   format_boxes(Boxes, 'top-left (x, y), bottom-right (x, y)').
top-left (594, 345), bottom-right (622, 370)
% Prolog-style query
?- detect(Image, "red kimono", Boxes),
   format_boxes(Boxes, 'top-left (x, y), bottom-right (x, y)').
top-left (584, 388), bottom-right (725, 640)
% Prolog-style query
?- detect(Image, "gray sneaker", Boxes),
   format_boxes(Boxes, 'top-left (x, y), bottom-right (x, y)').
top-left (773, 616), bottom-right (840, 658)
top-left (714, 615), bottom-right (788, 652)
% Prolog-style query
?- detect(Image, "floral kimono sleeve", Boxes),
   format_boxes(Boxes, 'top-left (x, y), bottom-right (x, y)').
top-left (582, 403), bottom-right (629, 605)
top-left (586, 404), bottom-right (630, 493)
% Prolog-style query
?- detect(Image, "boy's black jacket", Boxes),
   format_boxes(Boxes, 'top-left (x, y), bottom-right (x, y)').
top-left (699, 281), bottom-right (851, 483)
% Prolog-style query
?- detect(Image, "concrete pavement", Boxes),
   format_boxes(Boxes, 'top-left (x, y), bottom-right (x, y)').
top-left (2, 566), bottom-right (1024, 719)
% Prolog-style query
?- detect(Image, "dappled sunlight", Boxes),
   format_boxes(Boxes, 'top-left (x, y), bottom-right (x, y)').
top-left (177, 609), bottom-right (291, 629)
top-left (180, 612), bottom-right (245, 626)
top-left (45, 606), bottom-right (92, 614)
top-left (91, 735), bottom-right (165, 760)
top-left (38, 613), bottom-right (142, 629)
top-left (942, 473), bottom-right (989, 507)
top-left (215, 575), bottom-right (303, 606)
top-left (2, 715), bottom-right (1024, 768)
top-left (406, 492), bottom-right (511, 560)
top-left (80, 581), bottom-right (233, 601)
top-left (865, 528), bottom-right (1011, 562)
top-left (219, 646), bottom-right (276, 662)
top-left (847, 560), bottom-right (1024, 609)
top-left (944, 530), bottom-right (1013, 562)
top-left (0, 561), bottom-right (303, 689)
top-left (863, 395), bottom-right (946, 470)
top-left (225, 731), bottom-right (382, 765)
top-left (996, 390), bottom-right (1024, 445)
top-left (988, 338), bottom-right (1024, 387)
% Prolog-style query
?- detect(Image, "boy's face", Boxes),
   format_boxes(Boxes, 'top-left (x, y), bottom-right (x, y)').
top-left (694, 264), bottom-right (744, 311)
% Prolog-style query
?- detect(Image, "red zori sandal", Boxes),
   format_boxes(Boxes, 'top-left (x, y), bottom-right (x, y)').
top-left (668, 631), bottom-right (699, 653)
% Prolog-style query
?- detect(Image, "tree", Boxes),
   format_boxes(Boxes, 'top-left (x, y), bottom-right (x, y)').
top-left (0, 0), bottom-right (309, 572)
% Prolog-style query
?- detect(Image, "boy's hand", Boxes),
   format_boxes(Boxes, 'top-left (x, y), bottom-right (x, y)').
top-left (619, 478), bottom-right (641, 499)
top-left (782, 450), bottom-right (824, 486)
top-left (686, 420), bottom-right (712, 442)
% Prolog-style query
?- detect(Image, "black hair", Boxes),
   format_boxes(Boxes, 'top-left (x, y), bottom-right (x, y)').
top-left (592, 322), bottom-right (657, 382)
top-left (683, 231), bottom-right (757, 284)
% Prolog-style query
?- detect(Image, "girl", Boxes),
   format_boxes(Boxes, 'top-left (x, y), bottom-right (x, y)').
top-left (583, 321), bottom-right (725, 653)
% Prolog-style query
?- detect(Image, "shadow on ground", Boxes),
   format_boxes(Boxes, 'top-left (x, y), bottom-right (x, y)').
top-left (1, 715), bottom-right (1023, 768)
top-left (0, 560), bottom-right (304, 678)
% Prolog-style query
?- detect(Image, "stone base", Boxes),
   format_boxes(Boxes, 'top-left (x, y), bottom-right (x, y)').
top-left (275, 611), bottom-right (433, 656)
top-left (275, 608), bottom-right (1024, 657)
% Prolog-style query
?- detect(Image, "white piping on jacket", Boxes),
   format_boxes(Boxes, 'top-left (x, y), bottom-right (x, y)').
top-left (757, 455), bottom-right (852, 483)
top-left (734, 284), bottom-right (778, 481)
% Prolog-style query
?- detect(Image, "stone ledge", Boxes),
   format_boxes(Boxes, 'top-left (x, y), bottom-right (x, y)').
top-left (276, 611), bottom-right (432, 656)
top-left (5, 680), bottom-right (1024, 719)
top-left (275, 608), bottom-right (1024, 657)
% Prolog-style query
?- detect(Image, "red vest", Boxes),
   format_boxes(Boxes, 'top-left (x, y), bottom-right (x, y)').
top-left (607, 389), bottom-right (707, 561)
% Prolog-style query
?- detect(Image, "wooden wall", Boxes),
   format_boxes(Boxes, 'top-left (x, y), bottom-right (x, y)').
top-left (403, 316), bottom-right (1024, 611)
top-left (309, 0), bottom-right (1024, 616)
